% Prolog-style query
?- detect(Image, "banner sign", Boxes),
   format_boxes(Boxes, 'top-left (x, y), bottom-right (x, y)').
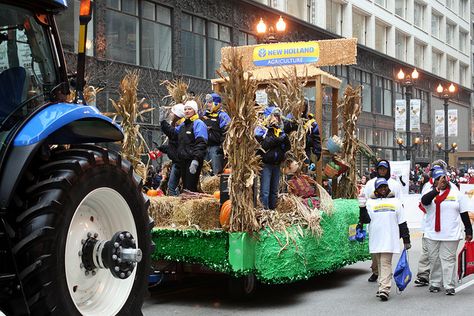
top-left (460, 184), bottom-right (474, 212)
top-left (448, 109), bottom-right (458, 137)
top-left (252, 41), bottom-right (320, 67)
top-left (410, 99), bottom-right (421, 132)
top-left (389, 160), bottom-right (411, 196)
top-left (255, 89), bottom-right (268, 106)
top-left (395, 100), bottom-right (406, 132)
top-left (435, 110), bottom-right (445, 137)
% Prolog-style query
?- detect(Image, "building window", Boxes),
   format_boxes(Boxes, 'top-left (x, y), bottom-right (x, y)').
top-left (447, 58), bottom-right (455, 81)
top-left (431, 12), bottom-right (441, 38)
top-left (414, 2), bottom-right (425, 29)
top-left (272, 0), bottom-right (287, 11)
top-left (395, 31), bottom-right (407, 61)
top-left (459, 0), bottom-right (468, 20)
top-left (326, 0), bottom-right (343, 35)
top-left (375, 23), bottom-right (387, 54)
top-left (460, 64), bottom-right (468, 87)
top-left (375, 0), bottom-right (386, 8)
top-left (207, 23), bottom-right (231, 79)
top-left (459, 31), bottom-right (468, 54)
top-left (352, 11), bottom-right (367, 45)
top-left (238, 31), bottom-right (257, 46)
top-left (432, 50), bottom-right (441, 75)
top-left (352, 69), bottom-right (372, 112)
top-left (181, 13), bottom-right (206, 78)
top-left (105, 0), bottom-right (139, 65)
top-left (375, 76), bottom-right (392, 116)
top-left (414, 42), bottom-right (425, 68)
top-left (395, 0), bottom-right (406, 19)
top-left (446, 23), bottom-right (455, 47)
top-left (141, 2), bottom-right (172, 72)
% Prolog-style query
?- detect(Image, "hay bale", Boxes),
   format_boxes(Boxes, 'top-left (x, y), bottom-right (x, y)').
top-left (149, 196), bottom-right (181, 227)
top-left (171, 198), bottom-right (220, 230)
top-left (201, 176), bottom-right (220, 195)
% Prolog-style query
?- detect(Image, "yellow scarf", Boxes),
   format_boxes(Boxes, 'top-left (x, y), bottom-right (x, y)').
top-left (305, 118), bottom-right (316, 130)
top-left (272, 127), bottom-right (281, 137)
top-left (189, 114), bottom-right (200, 122)
top-left (175, 117), bottom-right (185, 126)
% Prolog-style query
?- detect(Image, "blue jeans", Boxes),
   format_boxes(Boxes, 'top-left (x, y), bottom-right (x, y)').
top-left (260, 163), bottom-right (281, 210)
top-left (167, 163), bottom-right (180, 196)
top-left (205, 145), bottom-right (224, 175)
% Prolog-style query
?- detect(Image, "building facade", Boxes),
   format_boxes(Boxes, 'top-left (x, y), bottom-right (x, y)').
top-left (56, 0), bottom-right (472, 171)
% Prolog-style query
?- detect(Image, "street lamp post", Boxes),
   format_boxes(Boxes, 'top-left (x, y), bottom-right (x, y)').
top-left (396, 137), bottom-right (421, 163)
top-left (256, 16), bottom-right (286, 44)
top-left (396, 68), bottom-right (419, 162)
top-left (436, 83), bottom-right (456, 163)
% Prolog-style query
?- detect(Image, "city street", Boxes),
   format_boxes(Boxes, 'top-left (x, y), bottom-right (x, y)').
top-left (143, 230), bottom-right (474, 315)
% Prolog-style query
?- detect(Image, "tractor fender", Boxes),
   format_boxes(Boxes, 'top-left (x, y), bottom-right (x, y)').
top-left (0, 103), bottom-right (123, 209)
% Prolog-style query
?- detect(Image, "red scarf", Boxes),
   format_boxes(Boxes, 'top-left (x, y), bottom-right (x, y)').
top-left (434, 187), bottom-right (450, 232)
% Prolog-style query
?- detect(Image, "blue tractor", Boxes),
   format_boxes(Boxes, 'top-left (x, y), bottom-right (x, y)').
top-left (0, 1), bottom-right (153, 314)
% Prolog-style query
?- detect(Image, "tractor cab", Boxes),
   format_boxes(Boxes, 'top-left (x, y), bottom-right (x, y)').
top-left (0, 1), bottom-right (68, 156)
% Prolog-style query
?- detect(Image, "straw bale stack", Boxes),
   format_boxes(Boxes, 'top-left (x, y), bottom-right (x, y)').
top-left (200, 175), bottom-right (220, 195)
top-left (148, 196), bottom-right (180, 227)
top-left (171, 198), bottom-right (220, 230)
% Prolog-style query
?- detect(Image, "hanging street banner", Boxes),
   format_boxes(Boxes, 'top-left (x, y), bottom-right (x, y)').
top-left (252, 41), bottom-right (320, 66)
top-left (435, 110), bottom-right (445, 136)
top-left (395, 99), bottom-right (406, 132)
top-left (448, 109), bottom-right (458, 137)
top-left (221, 38), bottom-right (357, 71)
top-left (410, 99), bottom-right (421, 132)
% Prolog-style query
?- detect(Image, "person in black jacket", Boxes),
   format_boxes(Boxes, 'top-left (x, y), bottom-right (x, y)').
top-left (256, 107), bottom-right (291, 210)
top-left (174, 100), bottom-right (208, 192)
top-left (159, 103), bottom-right (185, 195)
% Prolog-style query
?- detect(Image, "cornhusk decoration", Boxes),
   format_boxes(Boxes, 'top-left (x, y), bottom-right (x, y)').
top-left (333, 85), bottom-right (362, 199)
top-left (268, 67), bottom-right (308, 166)
top-left (106, 70), bottom-right (154, 180)
top-left (217, 48), bottom-right (261, 233)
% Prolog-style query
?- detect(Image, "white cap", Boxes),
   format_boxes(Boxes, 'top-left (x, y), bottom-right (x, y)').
top-left (184, 100), bottom-right (199, 114)
top-left (171, 103), bottom-right (185, 118)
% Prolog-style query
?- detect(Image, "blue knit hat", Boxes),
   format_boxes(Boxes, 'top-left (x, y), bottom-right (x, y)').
top-left (375, 177), bottom-right (388, 189)
top-left (432, 168), bottom-right (446, 180)
top-left (377, 161), bottom-right (389, 169)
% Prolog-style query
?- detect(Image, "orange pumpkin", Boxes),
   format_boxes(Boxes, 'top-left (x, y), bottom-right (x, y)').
top-left (147, 189), bottom-right (163, 197)
top-left (213, 191), bottom-right (220, 199)
top-left (223, 168), bottom-right (232, 174)
top-left (219, 200), bottom-right (232, 228)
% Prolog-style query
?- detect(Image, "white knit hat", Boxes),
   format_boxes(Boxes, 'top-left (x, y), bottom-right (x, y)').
top-left (171, 103), bottom-right (185, 118)
top-left (184, 100), bottom-right (199, 114)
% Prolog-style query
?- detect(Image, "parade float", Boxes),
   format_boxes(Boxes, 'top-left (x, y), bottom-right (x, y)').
top-left (148, 38), bottom-right (370, 295)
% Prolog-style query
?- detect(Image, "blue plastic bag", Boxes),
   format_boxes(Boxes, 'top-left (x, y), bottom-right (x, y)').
top-left (394, 249), bottom-right (412, 291)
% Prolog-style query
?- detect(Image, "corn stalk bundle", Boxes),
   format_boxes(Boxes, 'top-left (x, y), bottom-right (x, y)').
top-left (217, 48), bottom-right (260, 233)
top-left (159, 79), bottom-right (189, 121)
top-left (108, 70), bottom-right (154, 180)
top-left (67, 84), bottom-right (104, 105)
top-left (334, 85), bottom-right (362, 199)
top-left (269, 67), bottom-right (308, 166)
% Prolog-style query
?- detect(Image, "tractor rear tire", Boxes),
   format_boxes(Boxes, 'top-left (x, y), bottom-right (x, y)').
top-left (12, 145), bottom-right (153, 315)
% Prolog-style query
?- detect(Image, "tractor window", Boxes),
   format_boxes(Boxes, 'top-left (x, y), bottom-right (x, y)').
top-left (0, 4), bottom-right (58, 127)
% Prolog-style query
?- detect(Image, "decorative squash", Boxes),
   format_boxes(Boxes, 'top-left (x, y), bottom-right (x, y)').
top-left (223, 168), bottom-right (232, 174)
top-left (213, 191), bottom-right (220, 199)
top-left (147, 189), bottom-right (164, 197)
top-left (219, 200), bottom-right (231, 228)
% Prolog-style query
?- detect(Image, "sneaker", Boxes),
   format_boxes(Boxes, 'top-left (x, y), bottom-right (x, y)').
top-left (445, 288), bottom-right (455, 296)
top-left (368, 273), bottom-right (378, 282)
top-left (429, 286), bottom-right (441, 293)
top-left (378, 291), bottom-right (389, 301)
top-left (414, 278), bottom-right (429, 287)
top-left (375, 291), bottom-right (380, 297)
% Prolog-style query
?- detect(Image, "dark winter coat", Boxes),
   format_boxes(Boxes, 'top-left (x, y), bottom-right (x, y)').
top-left (255, 126), bottom-right (291, 165)
top-left (160, 120), bottom-right (180, 162)
top-left (175, 117), bottom-right (208, 162)
top-left (202, 110), bottom-right (231, 146)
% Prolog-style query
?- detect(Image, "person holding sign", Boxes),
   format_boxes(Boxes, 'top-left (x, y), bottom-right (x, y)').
top-left (421, 168), bottom-right (473, 295)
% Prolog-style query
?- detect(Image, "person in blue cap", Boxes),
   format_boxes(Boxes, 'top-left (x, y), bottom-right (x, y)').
top-left (202, 93), bottom-right (231, 175)
top-left (359, 177), bottom-right (411, 301)
top-left (255, 107), bottom-right (291, 210)
top-left (358, 159), bottom-right (402, 282)
top-left (421, 167), bottom-right (472, 295)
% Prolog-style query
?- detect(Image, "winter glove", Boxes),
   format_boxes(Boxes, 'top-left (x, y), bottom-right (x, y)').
top-left (189, 160), bottom-right (199, 175)
top-left (404, 243), bottom-right (412, 250)
top-left (356, 222), bottom-right (363, 231)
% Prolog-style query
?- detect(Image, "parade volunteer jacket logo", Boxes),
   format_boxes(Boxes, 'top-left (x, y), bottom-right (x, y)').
top-left (372, 203), bottom-right (396, 213)
top-left (253, 41), bottom-right (320, 66)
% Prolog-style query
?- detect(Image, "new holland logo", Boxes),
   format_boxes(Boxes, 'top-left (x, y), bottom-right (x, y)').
top-left (252, 41), bottom-right (320, 67)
